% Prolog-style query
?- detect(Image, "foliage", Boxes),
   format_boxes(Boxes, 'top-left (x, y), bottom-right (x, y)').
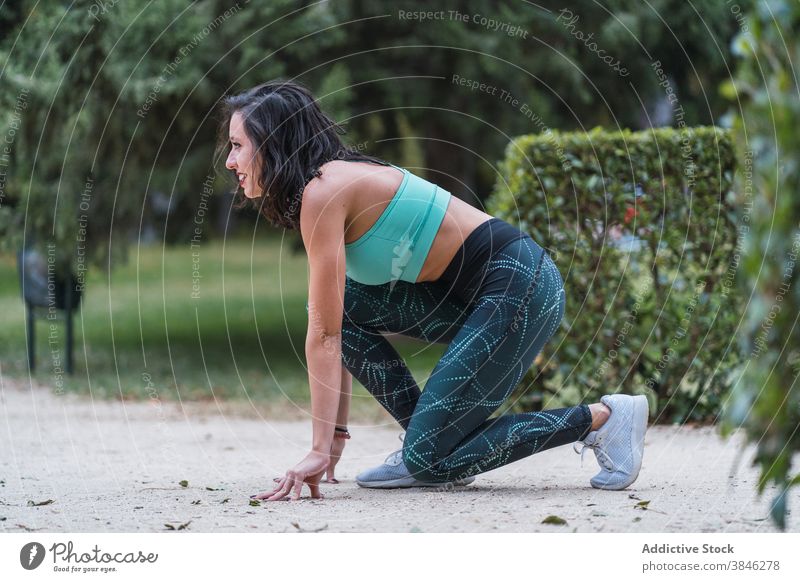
top-left (0, 0), bottom-right (748, 277)
top-left (721, 0), bottom-right (800, 531)
top-left (487, 126), bottom-right (743, 423)
top-left (0, 0), bottom-right (340, 274)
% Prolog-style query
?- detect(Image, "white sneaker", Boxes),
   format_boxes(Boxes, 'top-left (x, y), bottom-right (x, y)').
top-left (356, 434), bottom-right (476, 489)
top-left (574, 394), bottom-right (649, 490)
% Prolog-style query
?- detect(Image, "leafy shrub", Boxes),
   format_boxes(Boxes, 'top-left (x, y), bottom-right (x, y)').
top-left (721, 1), bottom-right (800, 530)
top-left (487, 126), bottom-right (743, 423)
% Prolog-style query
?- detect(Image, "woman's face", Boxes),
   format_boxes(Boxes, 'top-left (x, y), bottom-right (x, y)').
top-left (225, 111), bottom-right (262, 199)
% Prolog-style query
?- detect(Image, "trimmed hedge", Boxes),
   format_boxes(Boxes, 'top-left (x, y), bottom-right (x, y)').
top-left (487, 126), bottom-right (743, 423)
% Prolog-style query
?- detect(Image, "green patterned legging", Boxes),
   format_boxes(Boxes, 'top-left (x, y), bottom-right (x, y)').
top-left (341, 235), bottom-right (593, 483)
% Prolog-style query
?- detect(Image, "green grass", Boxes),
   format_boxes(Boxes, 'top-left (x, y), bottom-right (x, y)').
top-left (0, 236), bottom-right (445, 413)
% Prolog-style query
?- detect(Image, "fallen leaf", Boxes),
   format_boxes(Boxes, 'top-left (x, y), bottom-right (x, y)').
top-left (205, 487), bottom-right (223, 491)
top-left (249, 499), bottom-right (261, 507)
top-left (290, 521), bottom-right (328, 533)
top-left (191, 500), bottom-right (201, 505)
top-left (179, 480), bottom-right (189, 488)
top-left (164, 520), bottom-right (192, 531)
top-left (542, 515), bottom-right (567, 525)
top-left (634, 500), bottom-right (650, 510)
top-left (221, 498), bottom-right (230, 504)
top-left (27, 499), bottom-right (54, 507)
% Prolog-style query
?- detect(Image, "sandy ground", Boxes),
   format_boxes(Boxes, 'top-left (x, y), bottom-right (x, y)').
top-left (1, 378), bottom-right (797, 533)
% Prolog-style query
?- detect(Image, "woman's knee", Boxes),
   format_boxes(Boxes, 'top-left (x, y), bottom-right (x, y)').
top-left (508, 253), bottom-right (564, 338)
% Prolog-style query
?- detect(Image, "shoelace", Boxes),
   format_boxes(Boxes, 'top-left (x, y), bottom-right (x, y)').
top-left (383, 432), bottom-right (405, 466)
top-left (573, 432), bottom-right (615, 472)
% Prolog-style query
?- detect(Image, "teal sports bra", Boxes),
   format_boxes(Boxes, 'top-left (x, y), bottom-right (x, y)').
top-left (345, 164), bottom-right (451, 286)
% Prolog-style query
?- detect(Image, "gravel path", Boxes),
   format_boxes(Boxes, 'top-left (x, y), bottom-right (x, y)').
top-left (1, 378), bottom-right (796, 533)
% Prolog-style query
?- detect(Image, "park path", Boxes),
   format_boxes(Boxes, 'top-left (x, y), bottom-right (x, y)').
top-left (1, 378), bottom-right (796, 533)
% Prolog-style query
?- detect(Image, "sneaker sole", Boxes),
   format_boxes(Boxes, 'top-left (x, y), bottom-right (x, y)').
top-left (591, 395), bottom-right (649, 490)
top-left (356, 476), bottom-right (476, 489)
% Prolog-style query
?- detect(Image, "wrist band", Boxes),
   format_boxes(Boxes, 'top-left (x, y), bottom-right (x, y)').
top-left (334, 427), bottom-right (351, 439)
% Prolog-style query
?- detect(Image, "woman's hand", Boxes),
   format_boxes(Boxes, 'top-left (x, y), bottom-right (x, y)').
top-left (325, 437), bottom-right (347, 483)
top-left (271, 439), bottom-right (346, 485)
top-left (253, 450), bottom-right (329, 501)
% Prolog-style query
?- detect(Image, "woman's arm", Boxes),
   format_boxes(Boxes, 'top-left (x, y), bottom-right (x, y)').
top-left (305, 329), bottom-right (343, 453)
top-left (301, 174), bottom-right (349, 455)
top-left (324, 365), bottom-right (352, 483)
top-left (256, 168), bottom-right (349, 501)
top-left (337, 365), bottom-right (352, 428)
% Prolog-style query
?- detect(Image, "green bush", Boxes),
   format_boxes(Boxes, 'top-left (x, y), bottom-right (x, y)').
top-left (721, 1), bottom-right (800, 531)
top-left (487, 126), bottom-right (744, 423)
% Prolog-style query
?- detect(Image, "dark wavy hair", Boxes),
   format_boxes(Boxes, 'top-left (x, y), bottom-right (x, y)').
top-left (214, 79), bottom-right (391, 231)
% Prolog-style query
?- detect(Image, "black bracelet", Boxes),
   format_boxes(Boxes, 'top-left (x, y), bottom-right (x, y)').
top-left (334, 426), bottom-right (349, 433)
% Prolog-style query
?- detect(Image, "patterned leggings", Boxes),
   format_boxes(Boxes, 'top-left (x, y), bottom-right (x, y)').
top-left (341, 235), bottom-right (593, 483)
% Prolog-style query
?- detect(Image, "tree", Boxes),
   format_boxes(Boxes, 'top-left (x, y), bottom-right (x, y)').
top-left (1, 0), bottom-right (749, 273)
top-left (0, 0), bottom-right (336, 272)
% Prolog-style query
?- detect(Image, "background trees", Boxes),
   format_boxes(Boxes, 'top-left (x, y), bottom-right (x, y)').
top-left (0, 0), bottom-right (747, 270)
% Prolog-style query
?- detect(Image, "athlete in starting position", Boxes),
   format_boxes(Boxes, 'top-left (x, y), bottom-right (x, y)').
top-left (215, 79), bottom-right (649, 501)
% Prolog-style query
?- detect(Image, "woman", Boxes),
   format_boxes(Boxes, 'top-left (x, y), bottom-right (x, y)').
top-left (217, 79), bottom-right (649, 501)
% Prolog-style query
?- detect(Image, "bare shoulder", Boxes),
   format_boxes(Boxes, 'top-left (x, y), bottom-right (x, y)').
top-left (299, 160), bottom-right (400, 247)
top-left (299, 161), bottom-right (353, 247)
top-left (300, 160), bottom-right (358, 207)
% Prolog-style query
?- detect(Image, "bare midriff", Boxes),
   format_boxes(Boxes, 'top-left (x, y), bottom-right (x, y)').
top-left (338, 161), bottom-right (494, 283)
